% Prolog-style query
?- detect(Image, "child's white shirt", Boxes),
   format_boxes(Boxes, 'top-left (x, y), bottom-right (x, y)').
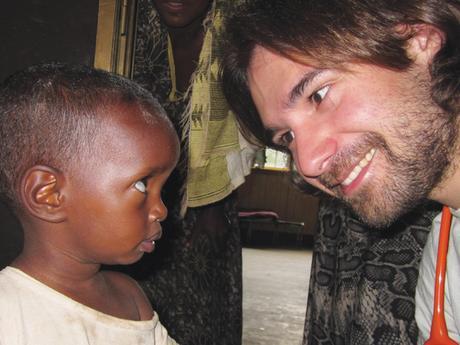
top-left (0, 266), bottom-right (177, 345)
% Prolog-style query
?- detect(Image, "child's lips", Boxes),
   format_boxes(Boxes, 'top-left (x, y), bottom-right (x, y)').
top-left (140, 231), bottom-right (162, 253)
top-left (140, 240), bottom-right (155, 253)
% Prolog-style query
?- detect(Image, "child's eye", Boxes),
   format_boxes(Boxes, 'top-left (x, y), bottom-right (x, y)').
top-left (134, 179), bottom-right (148, 193)
top-left (310, 85), bottom-right (330, 105)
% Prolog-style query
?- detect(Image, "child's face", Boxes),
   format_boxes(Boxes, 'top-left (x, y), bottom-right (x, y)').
top-left (62, 103), bottom-right (179, 265)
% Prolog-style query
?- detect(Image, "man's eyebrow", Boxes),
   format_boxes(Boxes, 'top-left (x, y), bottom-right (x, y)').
top-left (285, 69), bottom-right (325, 108)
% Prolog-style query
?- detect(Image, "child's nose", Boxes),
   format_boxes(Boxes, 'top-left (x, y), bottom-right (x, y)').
top-left (149, 197), bottom-right (168, 223)
top-left (293, 135), bottom-right (337, 178)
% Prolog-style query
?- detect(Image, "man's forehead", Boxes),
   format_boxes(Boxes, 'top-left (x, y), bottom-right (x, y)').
top-left (247, 46), bottom-right (323, 110)
top-left (249, 45), bottom-right (320, 71)
top-left (249, 46), bottom-right (283, 71)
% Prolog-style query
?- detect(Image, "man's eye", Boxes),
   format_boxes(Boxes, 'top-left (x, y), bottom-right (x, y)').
top-left (280, 130), bottom-right (295, 146)
top-left (310, 85), bottom-right (330, 105)
top-left (134, 179), bottom-right (148, 193)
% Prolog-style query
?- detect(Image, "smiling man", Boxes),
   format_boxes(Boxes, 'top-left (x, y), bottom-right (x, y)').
top-left (247, 49), bottom-right (453, 229)
top-left (221, 0), bottom-right (460, 343)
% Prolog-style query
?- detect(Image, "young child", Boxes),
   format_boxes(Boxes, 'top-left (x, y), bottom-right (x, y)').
top-left (0, 63), bottom-right (180, 344)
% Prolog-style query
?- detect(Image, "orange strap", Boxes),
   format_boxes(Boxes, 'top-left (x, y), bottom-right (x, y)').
top-left (424, 206), bottom-right (458, 345)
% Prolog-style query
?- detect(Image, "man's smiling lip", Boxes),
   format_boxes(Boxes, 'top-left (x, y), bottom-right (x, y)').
top-left (339, 148), bottom-right (376, 194)
top-left (342, 148), bottom-right (376, 186)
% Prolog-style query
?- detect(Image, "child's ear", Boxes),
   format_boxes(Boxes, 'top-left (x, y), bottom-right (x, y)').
top-left (404, 23), bottom-right (445, 66)
top-left (20, 166), bottom-right (67, 223)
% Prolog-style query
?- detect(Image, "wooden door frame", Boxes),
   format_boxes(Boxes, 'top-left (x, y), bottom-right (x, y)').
top-left (94, 0), bottom-right (137, 77)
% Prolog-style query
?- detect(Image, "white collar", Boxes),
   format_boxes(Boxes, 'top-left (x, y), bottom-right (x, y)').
top-left (449, 207), bottom-right (460, 218)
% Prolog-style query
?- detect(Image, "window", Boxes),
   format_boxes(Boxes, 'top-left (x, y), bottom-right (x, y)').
top-left (254, 148), bottom-right (290, 170)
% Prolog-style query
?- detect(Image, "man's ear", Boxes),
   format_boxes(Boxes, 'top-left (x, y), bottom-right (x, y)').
top-left (405, 23), bottom-right (445, 66)
top-left (20, 166), bottom-right (67, 223)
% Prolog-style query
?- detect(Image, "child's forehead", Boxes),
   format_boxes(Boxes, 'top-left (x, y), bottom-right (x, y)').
top-left (65, 104), bottom-right (178, 180)
top-left (97, 101), bottom-right (166, 125)
top-left (93, 102), bottom-right (177, 146)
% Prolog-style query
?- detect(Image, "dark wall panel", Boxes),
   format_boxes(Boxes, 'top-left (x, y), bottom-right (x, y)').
top-left (0, 0), bottom-right (99, 268)
top-left (0, 0), bottom-right (99, 81)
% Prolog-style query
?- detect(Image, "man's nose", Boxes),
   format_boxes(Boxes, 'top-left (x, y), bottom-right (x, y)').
top-left (292, 135), bottom-right (337, 178)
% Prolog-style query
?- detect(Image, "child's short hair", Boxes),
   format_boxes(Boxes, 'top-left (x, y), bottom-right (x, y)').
top-left (0, 63), bottom-right (169, 212)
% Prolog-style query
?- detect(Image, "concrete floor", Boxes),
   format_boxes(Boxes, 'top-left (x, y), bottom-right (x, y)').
top-left (242, 247), bottom-right (313, 345)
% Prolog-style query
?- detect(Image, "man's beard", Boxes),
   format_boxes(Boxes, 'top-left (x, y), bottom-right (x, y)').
top-left (336, 131), bottom-right (450, 228)
top-left (297, 78), bottom-right (457, 228)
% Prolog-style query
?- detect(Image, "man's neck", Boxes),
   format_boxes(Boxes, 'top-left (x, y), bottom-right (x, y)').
top-left (430, 131), bottom-right (460, 209)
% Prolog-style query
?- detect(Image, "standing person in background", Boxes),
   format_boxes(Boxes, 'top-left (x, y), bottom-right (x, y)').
top-left (129, 1), bottom-right (254, 344)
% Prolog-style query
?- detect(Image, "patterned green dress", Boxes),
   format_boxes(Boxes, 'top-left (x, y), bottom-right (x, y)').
top-left (128, 1), bottom-right (242, 344)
